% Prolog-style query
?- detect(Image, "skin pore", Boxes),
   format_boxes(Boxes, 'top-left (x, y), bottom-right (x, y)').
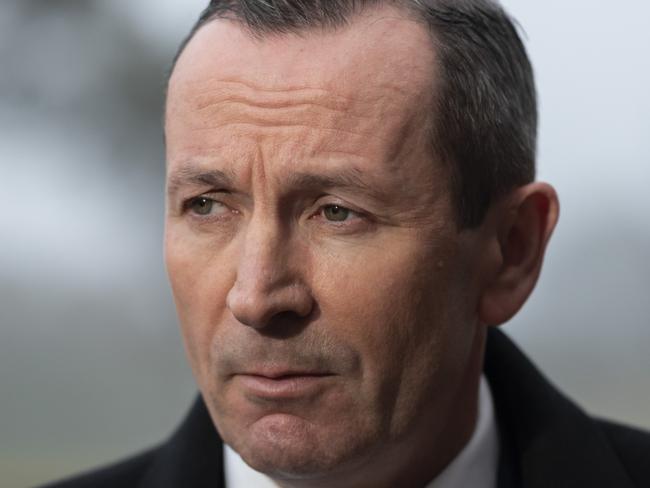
top-left (164, 4), bottom-right (558, 488)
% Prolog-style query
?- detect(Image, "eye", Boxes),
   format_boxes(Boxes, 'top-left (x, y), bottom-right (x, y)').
top-left (322, 204), bottom-right (354, 222)
top-left (185, 196), bottom-right (226, 216)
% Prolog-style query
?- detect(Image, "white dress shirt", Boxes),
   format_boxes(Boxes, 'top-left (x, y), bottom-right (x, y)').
top-left (224, 375), bottom-right (498, 488)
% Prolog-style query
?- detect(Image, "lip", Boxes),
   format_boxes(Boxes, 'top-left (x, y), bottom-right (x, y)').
top-left (235, 371), bottom-right (335, 400)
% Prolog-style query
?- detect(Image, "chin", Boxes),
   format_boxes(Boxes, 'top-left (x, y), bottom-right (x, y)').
top-left (226, 412), bottom-right (372, 480)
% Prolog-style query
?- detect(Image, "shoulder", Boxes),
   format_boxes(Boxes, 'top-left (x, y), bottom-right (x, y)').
top-left (40, 447), bottom-right (161, 488)
top-left (40, 397), bottom-right (225, 488)
top-left (597, 419), bottom-right (650, 487)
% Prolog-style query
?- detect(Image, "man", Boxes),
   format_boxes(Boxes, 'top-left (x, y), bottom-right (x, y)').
top-left (45, 0), bottom-right (650, 487)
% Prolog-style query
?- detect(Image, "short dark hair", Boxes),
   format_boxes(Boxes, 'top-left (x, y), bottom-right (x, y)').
top-left (168, 0), bottom-right (537, 228)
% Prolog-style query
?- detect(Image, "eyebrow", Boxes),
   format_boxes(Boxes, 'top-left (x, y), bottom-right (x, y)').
top-left (285, 169), bottom-right (375, 195)
top-left (167, 164), bottom-right (381, 199)
top-left (167, 166), bottom-right (235, 197)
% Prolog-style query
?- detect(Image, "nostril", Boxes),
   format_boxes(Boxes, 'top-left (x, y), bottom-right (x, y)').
top-left (226, 288), bottom-right (269, 329)
top-left (255, 310), bottom-right (313, 339)
top-left (226, 281), bottom-right (315, 332)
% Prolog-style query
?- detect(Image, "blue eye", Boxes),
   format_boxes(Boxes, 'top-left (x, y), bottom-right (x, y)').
top-left (323, 205), bottom-right (351, 222)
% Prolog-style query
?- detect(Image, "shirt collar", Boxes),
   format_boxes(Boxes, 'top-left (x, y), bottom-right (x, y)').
top-left (425, 374), bottom-right (499, 488)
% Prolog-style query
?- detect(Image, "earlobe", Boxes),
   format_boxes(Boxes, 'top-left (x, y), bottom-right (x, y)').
top-left (478, 182), bottom-right (560, 326)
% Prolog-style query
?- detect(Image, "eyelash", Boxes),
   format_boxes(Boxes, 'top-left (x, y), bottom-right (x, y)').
top-left (180, 195), bottom-right (232, 220)
top-left (181, 195), bottom-right (369, 230)
top-left (312, 204), bottom-right (362, 224)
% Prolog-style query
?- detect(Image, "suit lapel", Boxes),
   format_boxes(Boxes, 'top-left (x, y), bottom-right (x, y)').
top-left (138, 397), bottom-right (226, 488)
top-left (485, 328), bottom-right (635, 488)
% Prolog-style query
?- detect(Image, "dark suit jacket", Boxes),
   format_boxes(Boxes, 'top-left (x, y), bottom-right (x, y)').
top-left (43, 329), bottom-right (650, 487)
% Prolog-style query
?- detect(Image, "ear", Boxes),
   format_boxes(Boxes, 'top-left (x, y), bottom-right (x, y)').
top-left (478, 182), bottom-right (560, 326)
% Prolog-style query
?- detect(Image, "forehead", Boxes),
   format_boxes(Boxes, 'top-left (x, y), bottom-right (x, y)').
top-left (169, 5), bottom-right (435, 99)
top-left (166, 5), bottom-right (439, 181)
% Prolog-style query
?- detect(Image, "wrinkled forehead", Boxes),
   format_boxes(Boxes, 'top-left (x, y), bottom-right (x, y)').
top-left (166, 5), bottom-right (438, 135)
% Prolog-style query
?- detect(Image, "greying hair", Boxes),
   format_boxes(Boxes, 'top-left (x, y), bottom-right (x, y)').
top-left (170, 0), bottom-right (537, 228)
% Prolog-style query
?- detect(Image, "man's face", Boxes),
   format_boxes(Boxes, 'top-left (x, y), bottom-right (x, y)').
top-left (165, 6), bottom-right (487, 484)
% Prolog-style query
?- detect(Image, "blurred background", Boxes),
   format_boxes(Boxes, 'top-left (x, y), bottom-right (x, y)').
top-left (1, 0), bottom-right (648, 486)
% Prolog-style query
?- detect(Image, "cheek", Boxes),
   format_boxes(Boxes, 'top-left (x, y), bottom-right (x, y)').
top-left (310, 229), bottom-right (474, 433)
top-left (313, 238), bottom-right (451, 385)
top-left (164, 227), bottom-right (234, 377)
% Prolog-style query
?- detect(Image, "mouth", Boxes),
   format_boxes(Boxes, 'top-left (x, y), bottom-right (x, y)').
top-left (235, 370), bottom-right (335, 400)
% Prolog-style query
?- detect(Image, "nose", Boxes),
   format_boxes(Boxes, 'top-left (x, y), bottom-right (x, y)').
top-left (226, 218), bottom-right (313, 329)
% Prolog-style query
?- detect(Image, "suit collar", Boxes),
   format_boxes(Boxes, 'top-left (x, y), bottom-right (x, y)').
top-left (138, 398), bottom-right (225, 488)
top-left (486, 327), bottom-right (635, 488)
